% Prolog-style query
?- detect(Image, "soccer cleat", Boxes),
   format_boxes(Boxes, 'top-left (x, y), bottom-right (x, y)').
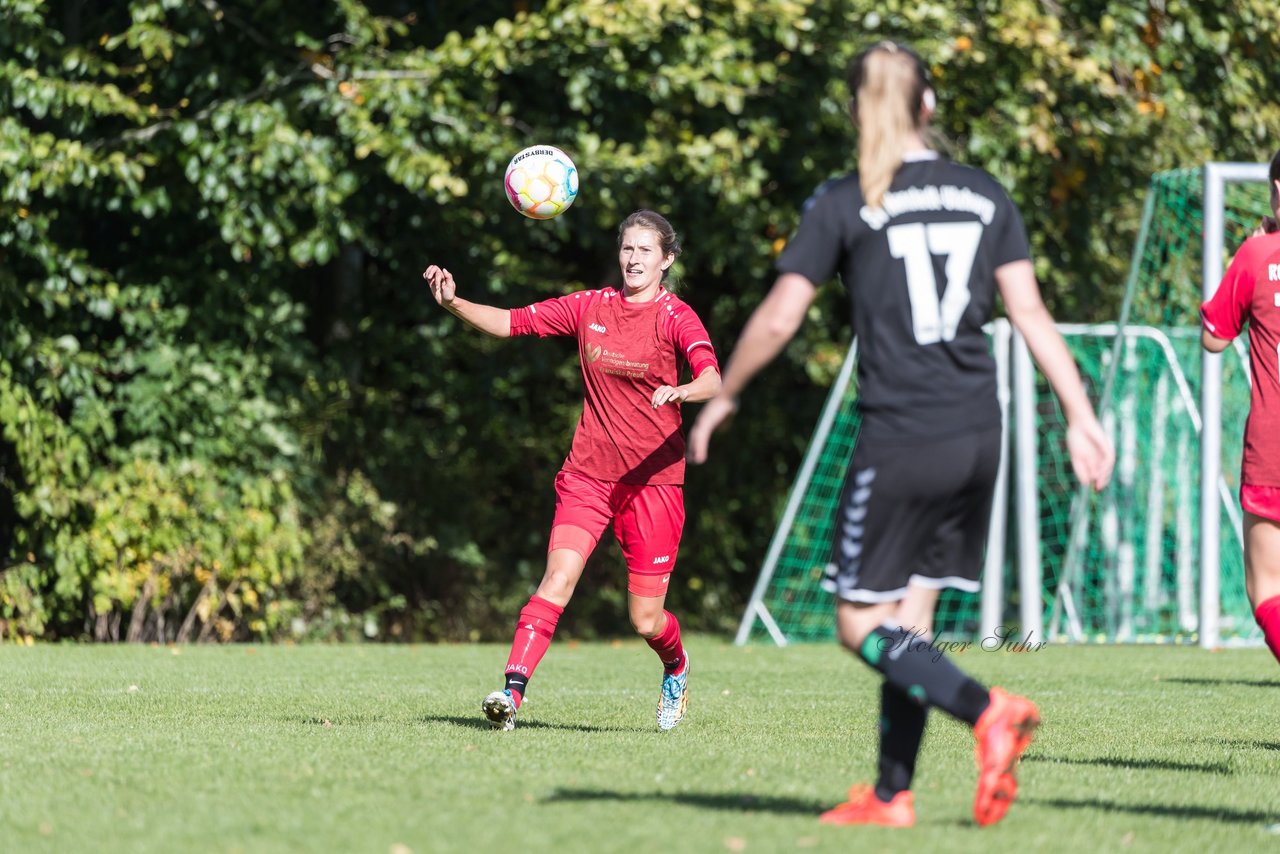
top-left (656, 655), bottom-right (689, 731)
top-left (482, 689), bottom-right (517, 732)
top-left (972, 687), bottom-right (1040, 826)
top-left (819, 784), bottom-right (915, 827)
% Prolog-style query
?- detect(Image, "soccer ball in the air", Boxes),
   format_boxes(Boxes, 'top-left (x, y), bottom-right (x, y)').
top-left (504, 145), bottom-right (579, 220)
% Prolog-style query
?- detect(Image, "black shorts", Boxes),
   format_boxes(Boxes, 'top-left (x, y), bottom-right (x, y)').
top-left (822, 427), bottom-right (1001, 604)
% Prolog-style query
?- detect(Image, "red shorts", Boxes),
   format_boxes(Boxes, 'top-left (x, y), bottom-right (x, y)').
top-left (1242, 484), bottom-right (1280, 524)
top-left (551, 469), bottom-right (685, 596)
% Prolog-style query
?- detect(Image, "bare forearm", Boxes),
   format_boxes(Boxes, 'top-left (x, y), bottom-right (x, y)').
top-left (1015, 305), bottom-right (1093, 423)
top-left (996, 260), bottom-right (1094, 424)
top-left (679, 367), bottom-right (722, 404)
top-left (444, 297), bottom-right (512, 338)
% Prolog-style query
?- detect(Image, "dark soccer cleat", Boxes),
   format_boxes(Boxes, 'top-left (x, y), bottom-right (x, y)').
top-left (972, 687), bottom-right (1040, 826)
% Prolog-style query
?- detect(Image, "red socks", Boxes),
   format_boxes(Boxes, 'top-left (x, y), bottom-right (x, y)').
top-left (503, 595), bottom-right (563, 706)
top-left (502, 602), bottom-right (685, 706)
top-left (646, 610), bottom-right (686, 671)
top-left (1254, 595), bottom-right (1280, 665)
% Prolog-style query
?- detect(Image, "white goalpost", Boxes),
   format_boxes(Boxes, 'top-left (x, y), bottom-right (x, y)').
top-left (1196, 162), bottom-right (1269, 647)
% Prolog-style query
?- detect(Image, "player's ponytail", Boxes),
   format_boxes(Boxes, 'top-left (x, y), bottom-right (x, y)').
top-left (847, 41), bottom-right (933, 208)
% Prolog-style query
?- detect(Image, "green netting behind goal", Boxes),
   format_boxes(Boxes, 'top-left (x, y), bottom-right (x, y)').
top-left (1041, 169), bottom-right (1264, 644)
top-left (741, 167), bottom-right (1268, 645)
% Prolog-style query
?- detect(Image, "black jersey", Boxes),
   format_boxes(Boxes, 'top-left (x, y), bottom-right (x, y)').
top-left (777, 155), bottom-right (1030, 440)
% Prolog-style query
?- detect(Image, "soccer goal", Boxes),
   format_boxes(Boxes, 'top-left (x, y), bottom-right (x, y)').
top-left (736, 163), bottom-right (1272, 648)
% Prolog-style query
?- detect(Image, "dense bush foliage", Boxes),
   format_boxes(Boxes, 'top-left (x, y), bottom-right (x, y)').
top-left (2, 0), bottom-right (1278, 641)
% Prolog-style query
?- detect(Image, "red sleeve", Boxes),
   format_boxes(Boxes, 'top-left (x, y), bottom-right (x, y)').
top-left (1201, 241), bottom-right (1257, 340)
top-left (664, 301), bottom-right (719, 378)
top-left (509, 290), bottom-right (596, 338)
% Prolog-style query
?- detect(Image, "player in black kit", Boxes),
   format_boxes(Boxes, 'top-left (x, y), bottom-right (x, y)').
top-left (688, 41), bottom-right (1114, 828)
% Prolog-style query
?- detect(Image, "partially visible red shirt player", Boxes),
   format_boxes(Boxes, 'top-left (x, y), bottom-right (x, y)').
top-left (424, 209), bottom-right (720, 732)
top-left (1200, 147), bottom-right (1280, 666)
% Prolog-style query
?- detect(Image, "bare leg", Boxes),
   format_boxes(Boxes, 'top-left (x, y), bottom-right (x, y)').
top-left (534, 547), bottom-right (588, 607)
top-left (1244, 512), bottom-right (1280, 608)
top-left (1244, 511), bottom-right (1280, 664)
top-left (627, 592), bottom-right (667, 638)
top-left (893, 584), bottom-right (943, 640)
top-left (487, 543), bottom-right (590, 726)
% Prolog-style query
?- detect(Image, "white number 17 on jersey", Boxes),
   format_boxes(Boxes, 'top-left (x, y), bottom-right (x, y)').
top-left (887, 221), bottom-right (983, 345)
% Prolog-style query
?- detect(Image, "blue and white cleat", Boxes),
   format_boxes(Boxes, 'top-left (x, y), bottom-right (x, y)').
top-left (482, 689), bottom-right (517, 731)
top-left (657, 655), bottom-right (689, 731)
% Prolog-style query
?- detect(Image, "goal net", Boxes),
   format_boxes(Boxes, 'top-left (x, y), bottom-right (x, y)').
top-left (737, 165), bottom-right (1270, 647)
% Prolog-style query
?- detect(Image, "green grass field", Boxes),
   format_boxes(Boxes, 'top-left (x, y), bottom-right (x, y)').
top-left (1, 640), bottom-right (1277, 853)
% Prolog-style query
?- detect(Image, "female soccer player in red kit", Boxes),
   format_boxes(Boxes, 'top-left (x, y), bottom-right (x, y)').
top-left (688, 42), bottom-right (1113, 827)
top-left (424, 210), bottom-right (720, 731)
top-left (1200, 148), bottom-right (1280, 666)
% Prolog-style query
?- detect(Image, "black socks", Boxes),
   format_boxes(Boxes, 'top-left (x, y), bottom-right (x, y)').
top-left (858, 624), bottom-right (991, 726)
top-left (874, 681), bottom-right (928, 801)
top-left (503, 672), bottom-right (529, 700)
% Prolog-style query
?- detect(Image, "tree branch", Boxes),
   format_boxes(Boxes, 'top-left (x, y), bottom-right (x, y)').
top-left (87, 66), bottom-right (310, 151)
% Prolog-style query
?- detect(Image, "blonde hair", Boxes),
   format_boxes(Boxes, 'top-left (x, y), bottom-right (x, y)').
top-left (847, 42), bottom-right (932, 208)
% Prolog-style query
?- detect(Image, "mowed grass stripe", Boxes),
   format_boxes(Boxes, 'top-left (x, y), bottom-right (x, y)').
top-left (1, 642), bottom-right (1277, 853)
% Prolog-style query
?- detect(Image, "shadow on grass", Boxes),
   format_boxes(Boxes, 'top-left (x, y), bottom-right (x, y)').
top-left (1026, 754), bottom-right (1233, 775)
top-left (419, 714), bottom-right (619, 733)
top-left (544, 788), bottom-right (826, 815)
top-left (1026, 797), bottom-right (1275, 825)
top-left (1196, 737), bottom-right (1280, 752)
top-left (1160, 677), bottom-right (1280, 688)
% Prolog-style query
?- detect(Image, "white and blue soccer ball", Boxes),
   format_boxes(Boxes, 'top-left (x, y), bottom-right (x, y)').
top-left (503, 145), bottom-right (579, 220)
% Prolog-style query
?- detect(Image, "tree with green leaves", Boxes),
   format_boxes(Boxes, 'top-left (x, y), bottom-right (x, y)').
top-left (2, 0), bottom-right (1278, 641)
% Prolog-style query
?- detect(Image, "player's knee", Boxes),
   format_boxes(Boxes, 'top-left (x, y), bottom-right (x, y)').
top-left (536, 566), bottom-right (579, 601)
top-left (629, 609), bottom-right (663, 638)
top-left (836, 621), bottom-right (867, 653)
top-left (836, 604), bottom-right (889, 653)
top-left (834, 614), bottom-right (865, 647)
top-left (535, 579), bottom-right (573, 605)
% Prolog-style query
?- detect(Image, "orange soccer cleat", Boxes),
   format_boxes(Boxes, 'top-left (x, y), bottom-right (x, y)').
top-left (819, 784), bottom-right (915, 828)
top-left (972, 687), bottom-right (1040, 827)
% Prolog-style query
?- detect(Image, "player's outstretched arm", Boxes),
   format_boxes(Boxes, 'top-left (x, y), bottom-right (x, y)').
top-left (995, 260), bottom-right (1115, 491)
top-left (423, 264), bottom-right (512, 338)
top-left (686, 273), bottom-right (816, 464)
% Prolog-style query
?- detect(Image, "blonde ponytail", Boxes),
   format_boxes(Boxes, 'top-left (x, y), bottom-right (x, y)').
top-left (848, 42), bottom-right (932, 208)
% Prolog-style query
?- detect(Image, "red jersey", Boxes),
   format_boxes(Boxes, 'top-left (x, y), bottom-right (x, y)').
top-left (510, 287), bottom-right (719, 485)
top-left (1201, 231), bottom-right (1280, 486)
